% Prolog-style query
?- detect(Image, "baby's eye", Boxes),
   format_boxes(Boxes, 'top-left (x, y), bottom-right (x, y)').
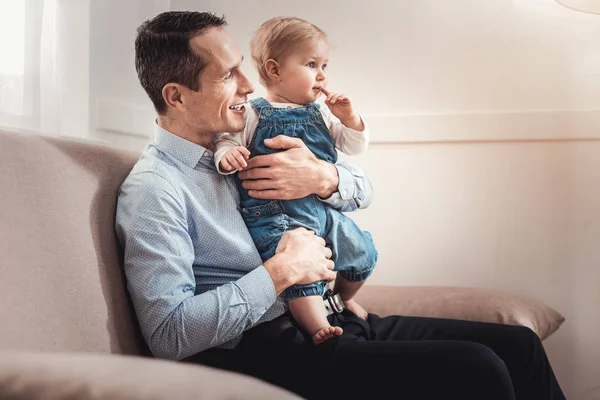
top-left (322, 64), bottom-right (327, 70)
top-left (307, 61), bottom-right (316, 68)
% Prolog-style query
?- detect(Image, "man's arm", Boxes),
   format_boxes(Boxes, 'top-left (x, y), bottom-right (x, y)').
top-left (115, 172), bottom-right (335, 361)
top-left (237, 136), bottom-right (373, 212)
top-left (115, 173), bottom-right (276, 360)
top-left (321, 162), bottom-right (373, 212)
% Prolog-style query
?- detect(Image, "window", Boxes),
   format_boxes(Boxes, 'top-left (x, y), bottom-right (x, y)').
top-left (0, 0), bottom-right (26, 117)
top-left (0, 0), bottom-right (89, 137)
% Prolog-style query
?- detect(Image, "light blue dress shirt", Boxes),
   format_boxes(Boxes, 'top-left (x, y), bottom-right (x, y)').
top-left (115, 123), bottom-right (373, 361)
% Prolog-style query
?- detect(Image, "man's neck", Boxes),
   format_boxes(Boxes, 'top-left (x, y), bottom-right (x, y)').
top-left (157, 114), bottom-right (214, 150)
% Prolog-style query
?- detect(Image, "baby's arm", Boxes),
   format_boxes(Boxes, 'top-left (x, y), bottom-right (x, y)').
top-left (319, 91), bottom-right (369, 156)
top-left (214, 107), bottom-right (259, 174)
top-left (214, 132), bottom-right (250, 174)
top-left (221, 145), bottom-right (251, 173)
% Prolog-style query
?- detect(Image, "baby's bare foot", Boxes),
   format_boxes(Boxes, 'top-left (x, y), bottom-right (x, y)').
top-left (312, 326), bottom-right (343, 345)
top-left (344, 299), bottom-right (368, 320)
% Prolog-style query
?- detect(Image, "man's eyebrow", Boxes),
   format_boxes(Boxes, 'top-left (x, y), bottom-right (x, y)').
top-left (228, 55), bottom-right (244, 71)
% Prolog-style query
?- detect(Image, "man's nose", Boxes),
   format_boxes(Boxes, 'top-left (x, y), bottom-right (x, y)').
top-left (238, 71), bottom-right (255, 94)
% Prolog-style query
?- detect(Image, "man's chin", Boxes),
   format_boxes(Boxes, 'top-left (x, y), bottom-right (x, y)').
top-left (226, 112), bottom-right (246, 132)
top-left (228, 119), bottom-right (246, 133)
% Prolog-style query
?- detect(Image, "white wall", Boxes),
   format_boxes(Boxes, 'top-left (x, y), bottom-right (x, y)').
top-left (88, 0), bottom-right (170, 148)
top-left (349, 141), bottom-right (600, 400)
top-left (88, 1), bottom-right (600, 398)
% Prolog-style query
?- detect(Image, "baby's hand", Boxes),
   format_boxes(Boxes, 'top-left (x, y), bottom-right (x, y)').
top-left (220, 146), bottom-right (251, 172)
top-left (321, 88), bottom-right (358, 125)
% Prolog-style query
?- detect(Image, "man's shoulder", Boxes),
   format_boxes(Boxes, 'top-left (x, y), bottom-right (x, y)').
top-left (120, 148), bottom-right (182, 197)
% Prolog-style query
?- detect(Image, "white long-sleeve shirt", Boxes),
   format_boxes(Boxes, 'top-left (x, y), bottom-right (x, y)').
top-left (214, 101), bottom-right (370, 174)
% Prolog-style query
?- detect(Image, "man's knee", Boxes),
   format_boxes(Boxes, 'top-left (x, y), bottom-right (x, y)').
top-left (503, 325), bottom-right (542, 355)
top-left (457, 342), bottom-right (515, 398)
top-left (513, 325), bottom-right (540, 343)
top-left (465, 342), bottom-right (509, 372)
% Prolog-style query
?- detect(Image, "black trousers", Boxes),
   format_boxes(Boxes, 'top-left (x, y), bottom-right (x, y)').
top-left (184, 311), bottom-right (566, 400)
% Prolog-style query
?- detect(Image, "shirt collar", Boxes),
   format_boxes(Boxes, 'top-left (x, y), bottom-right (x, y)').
top-left (153, 122), bottom-right (213, 168)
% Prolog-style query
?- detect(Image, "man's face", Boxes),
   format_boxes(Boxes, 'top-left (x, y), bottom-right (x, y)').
top-left (183, 28), bottom-right (254, 136)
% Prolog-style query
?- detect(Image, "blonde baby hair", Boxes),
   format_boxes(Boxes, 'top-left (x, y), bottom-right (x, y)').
top-left (250, 16), bottom-right (328, 87)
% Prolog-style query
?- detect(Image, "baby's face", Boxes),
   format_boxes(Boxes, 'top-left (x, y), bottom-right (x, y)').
top-left (277, 39), bottom-right (329, 104)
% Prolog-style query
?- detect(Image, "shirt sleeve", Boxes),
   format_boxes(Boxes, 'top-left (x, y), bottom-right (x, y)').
top-left (115, 172), bottom-right (277, 361)
top-left (319, 162), bottom-right (373, 212)
top-left (319, 105), bottom-right (370, 156)
top-left (214, 108), bottom-right (259, 175)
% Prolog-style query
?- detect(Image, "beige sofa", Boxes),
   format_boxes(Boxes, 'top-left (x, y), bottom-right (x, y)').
top-left (0, 130), bottom-right (565, 399)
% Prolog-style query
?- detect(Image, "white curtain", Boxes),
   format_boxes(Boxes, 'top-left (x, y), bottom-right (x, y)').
top-left (0, 0), bottom-right (84, 137)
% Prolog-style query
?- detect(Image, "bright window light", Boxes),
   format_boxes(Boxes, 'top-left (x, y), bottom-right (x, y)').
top-left (0, 0), bottom-right (25, 75)
top-left (0, 0), bottom-right (26, 116)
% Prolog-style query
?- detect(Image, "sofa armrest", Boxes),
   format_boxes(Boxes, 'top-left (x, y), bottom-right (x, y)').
top-left (0, 351), bottom-right (301, 400)
top-left (355, 285), bottom-right (565, 340)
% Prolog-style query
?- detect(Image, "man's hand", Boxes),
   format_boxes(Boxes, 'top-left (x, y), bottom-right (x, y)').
top-left (237, 135), bottom-right (339, 200)
top-left (219, 146), bottom-right (250, 172)
top-left (263, 228), bottom-right (336, 295)
top-left (320, 88), bottom-right (364, 132)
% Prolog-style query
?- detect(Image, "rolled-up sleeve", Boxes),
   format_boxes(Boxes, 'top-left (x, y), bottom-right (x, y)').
top-left (319, 162), bottom-right (373, 212)
top-left (115, 172), bottom-right (276, 361)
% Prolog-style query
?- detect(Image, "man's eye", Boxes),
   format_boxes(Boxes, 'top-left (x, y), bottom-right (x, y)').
top-left (307, 61), bottom-right (315, 68)
top-left (225, 72), bottom-right (233, 79)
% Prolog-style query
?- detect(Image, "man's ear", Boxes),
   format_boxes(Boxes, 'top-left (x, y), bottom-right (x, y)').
top-left (265, 59), bottom-right (282, 82)
top-left (162, 83), bottom-right (184, 111)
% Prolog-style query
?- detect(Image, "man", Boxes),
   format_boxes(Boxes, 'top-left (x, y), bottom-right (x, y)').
top-left (116, 11), bottom-right (565, 400)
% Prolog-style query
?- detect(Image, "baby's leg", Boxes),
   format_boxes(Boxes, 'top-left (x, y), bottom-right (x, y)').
top-left (333, 278), bottom-right (368, 320)
top-left (288, 295), bottom-right (343, 344)
top-left (324, 210), bottom-right (377, 321)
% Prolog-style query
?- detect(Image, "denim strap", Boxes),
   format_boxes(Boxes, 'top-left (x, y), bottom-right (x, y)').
top-left (307, 101), bottom-right (321, 114)
top-left (249, 97), bottom-right (272, 111)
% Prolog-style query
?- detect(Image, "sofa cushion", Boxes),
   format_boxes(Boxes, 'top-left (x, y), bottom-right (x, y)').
top-left (356, 285), bottom-right (565, 340)
top-left (0, 130), bottom-right (142, 354)
top-left (0, 351), bottom-right (301, 400)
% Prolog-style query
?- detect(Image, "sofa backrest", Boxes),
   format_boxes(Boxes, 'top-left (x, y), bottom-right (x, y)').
top-left (0, 130), bottom-right (145, 355)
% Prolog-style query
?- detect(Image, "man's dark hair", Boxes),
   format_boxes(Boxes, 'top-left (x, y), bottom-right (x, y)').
top-left (135, 11), bottom-right (227, 114)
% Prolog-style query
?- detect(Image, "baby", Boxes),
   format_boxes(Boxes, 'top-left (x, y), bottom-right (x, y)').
top-left (214, 16), bottom-right (378, 344)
